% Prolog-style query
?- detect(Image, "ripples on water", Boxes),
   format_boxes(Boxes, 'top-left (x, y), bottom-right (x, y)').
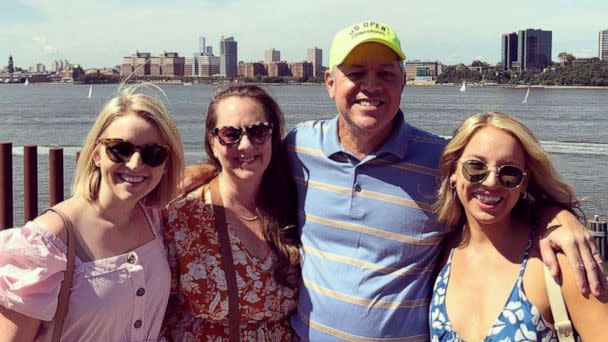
top-left (1, 83), bottom-right (606, 225)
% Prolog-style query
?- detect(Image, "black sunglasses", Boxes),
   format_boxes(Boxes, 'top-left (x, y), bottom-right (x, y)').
top-left (98, 138), bottom-right (170, 167)
top-left (460, 160), bottom-right (527, 189)
top-left (211, 122), bottom-right (273, 146)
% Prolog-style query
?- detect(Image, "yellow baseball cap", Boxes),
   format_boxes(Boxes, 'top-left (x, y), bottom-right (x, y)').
top-left (328, 19), bottom-right (406, 70)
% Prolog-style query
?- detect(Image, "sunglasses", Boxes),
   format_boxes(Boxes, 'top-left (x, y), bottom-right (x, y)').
top-left (98, 138), bottom-right (169, 167)
top-left (459, 160), bottom-right (527, 189)
top-left (211, 122), bottom-right (273, 146)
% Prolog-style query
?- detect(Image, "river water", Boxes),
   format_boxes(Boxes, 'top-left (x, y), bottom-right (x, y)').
top-left (1, 83), bottom-right (606, 225)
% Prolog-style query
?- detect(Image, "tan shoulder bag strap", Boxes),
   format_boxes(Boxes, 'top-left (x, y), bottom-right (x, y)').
top-left (43, 208), bottom-right (77, 342)
top-left (209, 178), bottom-right (240, 342)
top-left (543, 265), bottom-right (575, 342)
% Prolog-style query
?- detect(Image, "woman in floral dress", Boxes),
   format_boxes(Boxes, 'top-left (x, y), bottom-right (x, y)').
top-left (430, 112), bottom-right (607, 341)
top-left (163, 85), bottom-right (300, 341)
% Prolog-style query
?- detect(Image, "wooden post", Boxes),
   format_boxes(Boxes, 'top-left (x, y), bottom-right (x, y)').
top-left (587, 215), bottom-right (607, 262)
top-left (0, 142), bottom-right (13, 229)
top-left (49, 147), bottom-right (64, 206)
top-left (23, 145), bottom-right (38, 221)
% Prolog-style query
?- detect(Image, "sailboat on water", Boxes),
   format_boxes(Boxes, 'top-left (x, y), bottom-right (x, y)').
top-left (459, 81), bottom-right (466, 92)
top-left (522, 87), bottom-right (530, 104)
top-left (88, 85), bottom-right (93, 99)
top-left (24, 78), bottom-right (29, 86)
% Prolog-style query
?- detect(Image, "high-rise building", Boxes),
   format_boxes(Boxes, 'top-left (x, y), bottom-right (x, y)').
top-left (289, 61), bottom-right (313, 80)
top-left (500, 29), bottom-right (552, 71)
top-left (8, 54), bottom-right (14, 74)
top-left (266, 61), bottom-right (291, 77)
top-left (206, 46), bottom-right (213, 56)
top-left (264, 49), bottom-right (281, 64)
top-left (150, 52), bottom-right (185, 77)
top-left (240, 62), bottom-right (267, 77)
top-left (198, 54), bottom-right (221, 77)
top-left (220, 36), bottom-right (238, 78)
top-left (307, 47), bottom-right (322, 77)
top-left (185, 56), bottom-right (196, 76)
top-left (122, 52), bottom-right (151, 76)
top-left (35, 63), bottom-right (46, 73)
top-left (600, 29), bottom-right (608, 60)
top-left (501, 33), bottom-right (518, 70)
top-left (51, 60), bottom-right (69, 73)
top-left (517, 29), bottom-right (552, 71)
top-left (199, 36), bottom-right (206, 55)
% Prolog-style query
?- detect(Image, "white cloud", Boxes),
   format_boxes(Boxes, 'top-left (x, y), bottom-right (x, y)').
top-left (31, 36), bottom-right (57, 54)
top-left (4, 0), bottom-right (608, 68)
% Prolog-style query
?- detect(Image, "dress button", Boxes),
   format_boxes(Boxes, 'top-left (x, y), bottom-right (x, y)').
top-left (127, 253), bottom-right (137, 264)
top-left (134, 320), bottom-right (142, 328)
top-left (354, 184), bottom-right (362, 192)
top-left (136, 288), bottom-right (145, 296)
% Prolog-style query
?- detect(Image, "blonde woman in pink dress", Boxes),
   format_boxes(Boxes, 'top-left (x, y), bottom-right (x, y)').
top-left (0, 84), bottom-right (184, 341)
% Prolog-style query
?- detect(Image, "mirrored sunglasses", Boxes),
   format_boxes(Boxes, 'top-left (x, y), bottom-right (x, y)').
top-left (211, 122), bottom-right (273, 146)
top-left (98, 138), bottom-right (169, 167)
top-left (460, 160), bottom-right (527, 189)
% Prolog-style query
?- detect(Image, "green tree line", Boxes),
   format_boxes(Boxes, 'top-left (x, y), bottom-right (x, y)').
top-left (437, 59), bottom-right (608, 86)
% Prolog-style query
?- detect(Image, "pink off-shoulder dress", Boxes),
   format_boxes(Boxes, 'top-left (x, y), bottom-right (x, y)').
top-left (0, 206), bottom-right (170, 342)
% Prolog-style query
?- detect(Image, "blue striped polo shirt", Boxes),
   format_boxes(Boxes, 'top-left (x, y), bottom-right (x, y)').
top-left (286, 110), bottom-right (449, 341)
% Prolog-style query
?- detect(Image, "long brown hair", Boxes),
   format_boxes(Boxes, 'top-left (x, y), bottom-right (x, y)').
top-left (204, 85), bottom-right (300, 287)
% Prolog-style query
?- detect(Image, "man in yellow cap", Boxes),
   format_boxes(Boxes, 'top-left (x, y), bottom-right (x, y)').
top-left (285, 19), bottom-right (446, 340)
top-left (284, 19), bottom-right (603, 341)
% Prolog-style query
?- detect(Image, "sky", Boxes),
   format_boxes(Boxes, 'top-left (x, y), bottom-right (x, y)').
top-left (1, 0), bottom-right (607, 69)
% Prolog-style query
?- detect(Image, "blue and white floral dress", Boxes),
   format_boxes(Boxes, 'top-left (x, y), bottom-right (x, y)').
top-left (429, 229), bottom-right (557, 342)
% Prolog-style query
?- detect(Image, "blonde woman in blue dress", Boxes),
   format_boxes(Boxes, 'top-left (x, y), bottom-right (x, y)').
top-left (430, 112), bottom-right (607, 341)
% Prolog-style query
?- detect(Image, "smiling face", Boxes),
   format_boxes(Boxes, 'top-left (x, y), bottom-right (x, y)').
top-left (325, 42), bottom-right (404, 142)
top-left (93, 113), bottom-right (167, 205)
top-left (210, 96), bottom-right (272, 185)
top-left (453, 126), bottom-right (527, 228)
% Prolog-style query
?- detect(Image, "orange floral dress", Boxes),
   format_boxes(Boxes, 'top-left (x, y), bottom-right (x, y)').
top-left (162, 185), bottom-right (298, 342)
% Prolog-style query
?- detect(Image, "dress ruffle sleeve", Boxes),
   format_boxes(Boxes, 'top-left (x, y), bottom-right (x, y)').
top-left (0, 222), bottom-right (68, 321)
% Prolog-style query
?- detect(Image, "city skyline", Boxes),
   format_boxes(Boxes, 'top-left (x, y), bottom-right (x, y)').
top-left (1, 0), bottom-right (607, 68)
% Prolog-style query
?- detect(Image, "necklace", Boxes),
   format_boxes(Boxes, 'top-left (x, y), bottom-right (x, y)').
top-left (216, 177), bottom-right (259, 221)
top-left (234, 211), bottom-right (259, 221)
top-left (233, 209), bottom-right (259, 221)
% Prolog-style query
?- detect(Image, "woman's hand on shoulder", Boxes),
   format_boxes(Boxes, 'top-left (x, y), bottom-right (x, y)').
top-left (180, 162), bottom-right (217, 194)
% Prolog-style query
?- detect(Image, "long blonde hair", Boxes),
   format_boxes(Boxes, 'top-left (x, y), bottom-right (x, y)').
top-left (72, 83), bottom-right (184, 207)
top-left (435, 112), bottom-right (580, 229)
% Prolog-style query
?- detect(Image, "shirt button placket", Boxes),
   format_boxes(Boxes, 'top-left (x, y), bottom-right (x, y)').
top-left (126, 251), bottom-right (145, 339)
top-left (350, 166), bottom-right (363, 214)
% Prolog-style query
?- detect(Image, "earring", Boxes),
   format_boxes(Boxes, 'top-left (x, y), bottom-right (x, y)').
top-left (521, 191), bottom-right (528, 200)
top-left (449, 181), bottom-right (456, 198)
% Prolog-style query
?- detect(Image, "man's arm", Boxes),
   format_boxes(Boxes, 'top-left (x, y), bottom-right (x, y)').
top-left (179, 162), bottom-right (218, 194)
top-left (538, 207), bottom-right (607, 297)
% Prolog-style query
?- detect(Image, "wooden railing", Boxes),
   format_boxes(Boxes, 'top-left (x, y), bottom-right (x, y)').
top-left (0, 142), bottom-right (66, 228)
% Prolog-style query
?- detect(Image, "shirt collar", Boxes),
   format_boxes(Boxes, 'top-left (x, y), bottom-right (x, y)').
top-left (322, 110), bottom-right (411, 160)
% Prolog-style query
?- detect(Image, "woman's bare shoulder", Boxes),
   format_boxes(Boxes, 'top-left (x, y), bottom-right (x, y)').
top-left (32, 198), bottom-right (85, 244)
